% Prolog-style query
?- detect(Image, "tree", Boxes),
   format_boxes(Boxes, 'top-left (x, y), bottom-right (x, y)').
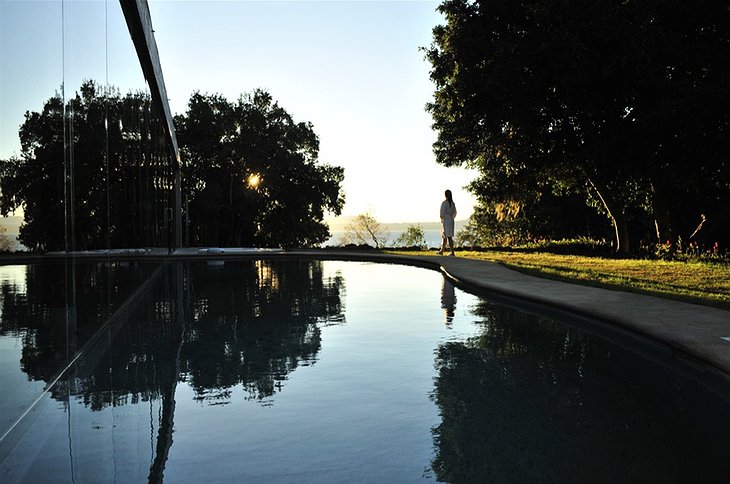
top-left (0, 81), bottom-right (173, 251)
top-left (341, 212), bottom-right (388, 248)
top-left (456, 185), bottom-right (610, 247)
top-left (0, 84), bottom-right (345, 251)
top-left (395, 224), bottom-right (427, 248)
top-left (0, 94), bottom-right (66, 251)
top-left (426, 0), bottom-right (730, 253)
top-left (176, 90), bottom-right (345, 248)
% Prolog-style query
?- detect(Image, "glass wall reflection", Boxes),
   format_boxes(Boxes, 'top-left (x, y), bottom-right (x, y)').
top-left (0, 260), bottom-right (161, 435)
top-left (0, 259), bottom-right (345, 482)
top-left (0, 0), bottom-right (176, 252)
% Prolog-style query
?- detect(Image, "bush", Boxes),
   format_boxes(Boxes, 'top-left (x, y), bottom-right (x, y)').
top-left (395, 225), bottom-right (427, 249)
top-left (653, 237), bottom-right (727, 262)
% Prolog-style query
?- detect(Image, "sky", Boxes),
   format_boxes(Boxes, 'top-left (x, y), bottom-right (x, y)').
top-left (0, 0), bottom-right (477, 224)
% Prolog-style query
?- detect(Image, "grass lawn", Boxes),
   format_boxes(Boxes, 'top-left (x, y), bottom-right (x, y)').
top-left (387, 249), bottom-right (730, 310)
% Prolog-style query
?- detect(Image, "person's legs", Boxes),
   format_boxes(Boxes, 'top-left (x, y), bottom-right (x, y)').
top-left (439, 236), bottom-right (446, 254)
top-left (447, 237), bottom-right (455, 255)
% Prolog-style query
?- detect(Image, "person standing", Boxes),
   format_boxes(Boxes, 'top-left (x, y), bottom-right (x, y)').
top-left (439, 189), bottom-right (457, 256)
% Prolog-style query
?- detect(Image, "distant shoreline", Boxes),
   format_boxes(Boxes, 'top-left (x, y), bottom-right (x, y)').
top-left (0, 216), bottom-right (23, 250)
top-left (325, 217), bottom-right (467, 232)
top-left (325, 220), bottom-right (466, 247)
top-left (0, 216), bottom-right (466, 251)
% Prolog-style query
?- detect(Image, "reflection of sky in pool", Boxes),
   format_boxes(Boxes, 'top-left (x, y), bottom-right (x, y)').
top-left (1, 259), bottom-right (729, 482)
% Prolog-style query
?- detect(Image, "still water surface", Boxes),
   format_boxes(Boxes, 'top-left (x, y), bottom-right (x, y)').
top-left (1, 259), bottom-right (729, 482)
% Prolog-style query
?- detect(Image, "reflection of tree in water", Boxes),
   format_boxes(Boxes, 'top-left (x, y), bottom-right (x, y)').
top-left (1, 259), bottom-right (344, 410)
top-left (430, 301), bottom-right (730, 482)
top-left (65, 283), bottom-right (181, 412)
top-left (51, 259), bottom-right (345, 481)
top-left (180, 259), bottom-right (345, 403)
top-left (0, 261), bottom-right (157, 385)
top-left (68, 259), bottom-right (344, 409)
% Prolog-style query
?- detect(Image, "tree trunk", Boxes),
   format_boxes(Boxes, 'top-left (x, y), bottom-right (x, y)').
top-left (654, 217), bottom-right (675, 245)
top-left (651, 184), bottom-right (675, 244)
top-left (614, 211), bottom-right (630, 255)
top-left (587, 177), bottom-right (630, 254)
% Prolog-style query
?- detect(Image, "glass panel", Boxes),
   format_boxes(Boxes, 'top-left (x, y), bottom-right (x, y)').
top-left (0, 260), bottom-right (163, 447)
top-left (1, 0), bottom-right (175, 252)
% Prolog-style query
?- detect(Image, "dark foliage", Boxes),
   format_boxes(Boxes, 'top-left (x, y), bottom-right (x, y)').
top-left (176, 90), bottom-right (345, 248)
top-left (0, 81), bottom-right (172, 251)
top-left (0, 83), bottom-right (345, 251)
top-left (426, 0), bottom-right (730, 253)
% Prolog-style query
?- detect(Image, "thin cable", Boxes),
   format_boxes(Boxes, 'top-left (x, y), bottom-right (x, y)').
top-left (69, 89), bottom-right (75, 252)
top-left (62, 0), bottom-right (68, 253)
top-left (105, 0), bottom-right (111, 251)
top-left (64, 3), bottom-right (76, 466)
top-left (67, 381), bottom-right (76, 484)
top-left (109, 328), bottom-right (118, 483)
top-left (150, 396), bottom-right (154, 467)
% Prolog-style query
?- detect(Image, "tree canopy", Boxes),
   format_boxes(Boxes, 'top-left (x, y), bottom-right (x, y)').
top-left (176, 90), bottom-right (345, 248)
top-left (396, 224), bottom-right (428, 248)
top-left (0, 81), bottom-right (172, 251)
top-left (426, 0), bottom-right (730, 253)
top-left (0, 82), bottom-right (345, 250)
top-left (341, 212), bottom-right (389, 248)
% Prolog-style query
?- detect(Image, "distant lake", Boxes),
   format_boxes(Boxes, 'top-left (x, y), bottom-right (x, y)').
top-left (325, 221), bottom-right (466, 248)
top-left (1, 217), bottom-right (463, 251)
top-left (0, 216), bottom-right (23, 251)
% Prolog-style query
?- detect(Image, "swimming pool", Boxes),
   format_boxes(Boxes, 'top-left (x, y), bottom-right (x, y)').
top-left (1, 259), bottom-right (729, 482)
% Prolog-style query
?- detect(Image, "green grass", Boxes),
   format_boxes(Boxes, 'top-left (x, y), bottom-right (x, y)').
top-left (387, 249), bottom-right (730, 310)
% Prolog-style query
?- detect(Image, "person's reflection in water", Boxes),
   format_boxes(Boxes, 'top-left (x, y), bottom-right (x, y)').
top-left (440, 276), bottom-right (457, 328)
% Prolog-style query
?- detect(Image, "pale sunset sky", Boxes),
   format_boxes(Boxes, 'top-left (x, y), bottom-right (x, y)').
top-left (0, 0), bottom-right (477, 224)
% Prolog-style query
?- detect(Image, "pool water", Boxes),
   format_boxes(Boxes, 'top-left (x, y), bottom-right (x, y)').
top-left (1, 259), bottom-right (729, 482)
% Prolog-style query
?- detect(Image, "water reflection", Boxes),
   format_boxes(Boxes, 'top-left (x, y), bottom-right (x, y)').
top-left (180, 260), bottom-right (345, 403)
top-left (430, 300), bottom-right (730, 482)
top-left (1, 258), bottom-right (344, 411)
top-left (38, 259), bottom-right (345, 409)
top-left (440, 276), bottom-right (456, 327)
top-left (0, 261), bottom-right (158, 382)
top-left (0, 259), bottom-right (345, 482)
top-left (4, 260), bottom-right (730, 482)
top-left (0, 260), bottom-right (161, 437)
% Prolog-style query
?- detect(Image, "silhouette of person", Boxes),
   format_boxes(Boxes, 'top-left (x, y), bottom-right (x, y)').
top-left (439, 189), bottom-right (457, 256)
top-left (440, 276), bottom-right (457, 327)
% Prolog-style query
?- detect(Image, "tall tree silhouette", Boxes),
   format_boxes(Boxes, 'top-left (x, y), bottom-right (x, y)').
top-left (176, 90), bottom-right (345, 248)
top-left (426, 0), bottom-right (730, 252)
top-left (1, 84), bottom-right (344, 250)
top-left (0, 81), bottom-right (172, 251)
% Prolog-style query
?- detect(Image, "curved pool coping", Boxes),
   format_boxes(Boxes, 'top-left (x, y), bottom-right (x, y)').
top-left (2, 248), bottom-right (730, 392)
